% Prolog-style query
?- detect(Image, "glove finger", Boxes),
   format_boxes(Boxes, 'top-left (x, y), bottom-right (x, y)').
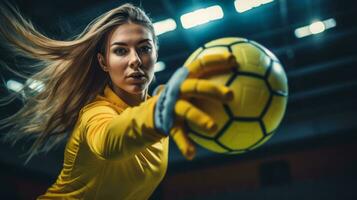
top-left (171, 123), bottom-right (196, 160)
top-left (175, 99), bottom-right (217, 134)
top-left (180, 79), bottom-right (233, 102)
top-left (186, 52), bottom-right (238, 78)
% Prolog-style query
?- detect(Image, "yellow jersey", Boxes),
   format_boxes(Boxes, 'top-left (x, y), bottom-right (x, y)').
top-left (38, 85), bottom-right (169, 200)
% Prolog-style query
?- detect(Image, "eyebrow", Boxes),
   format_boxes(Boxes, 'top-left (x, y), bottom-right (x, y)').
top-left (111, 39), bottom-right (152, 47)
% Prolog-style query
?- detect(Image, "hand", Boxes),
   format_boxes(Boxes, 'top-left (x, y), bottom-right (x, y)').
top-left (154, 52), bottom-right (238, 159)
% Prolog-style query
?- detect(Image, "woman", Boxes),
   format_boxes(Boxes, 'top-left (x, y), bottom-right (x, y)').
top-left (0, 2), bottom-right (235, 199)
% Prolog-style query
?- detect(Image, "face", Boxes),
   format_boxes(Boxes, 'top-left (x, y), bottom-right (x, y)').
top-left (98, 23), bottom-right (157, 95)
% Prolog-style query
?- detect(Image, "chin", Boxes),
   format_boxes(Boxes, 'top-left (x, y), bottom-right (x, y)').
top-left (127, 85), bottom-right (147, 94)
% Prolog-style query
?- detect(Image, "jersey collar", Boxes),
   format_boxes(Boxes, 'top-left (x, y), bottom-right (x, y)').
top-left (102, 85), bottom-right (130, 109)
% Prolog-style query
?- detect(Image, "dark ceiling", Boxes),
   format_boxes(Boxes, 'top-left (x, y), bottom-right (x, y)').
top-left (0, 0), bottom-right (357, 176)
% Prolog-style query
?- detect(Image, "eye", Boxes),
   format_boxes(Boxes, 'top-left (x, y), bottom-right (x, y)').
top-left (113, 47), bottom-right (128, 56)
top-left (138, 45), bottom-right (152, 54)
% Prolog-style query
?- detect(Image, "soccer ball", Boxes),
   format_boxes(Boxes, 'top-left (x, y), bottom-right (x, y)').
top-left (184, 37), bottom-right (288, 154)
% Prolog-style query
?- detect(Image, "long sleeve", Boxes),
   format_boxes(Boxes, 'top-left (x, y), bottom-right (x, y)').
top-left (80, 95), bottom-right (166, 160)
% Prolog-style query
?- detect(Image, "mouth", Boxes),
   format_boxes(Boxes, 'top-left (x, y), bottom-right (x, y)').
top-left (127, 72), bottom-right (147, 81)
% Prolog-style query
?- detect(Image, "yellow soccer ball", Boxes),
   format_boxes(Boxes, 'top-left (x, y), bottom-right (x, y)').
top-left (184, 37), bottom-right (288, 154)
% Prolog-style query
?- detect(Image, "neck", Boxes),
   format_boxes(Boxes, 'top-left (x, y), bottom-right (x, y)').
top-left (111, 85), bottom-right (146, 107)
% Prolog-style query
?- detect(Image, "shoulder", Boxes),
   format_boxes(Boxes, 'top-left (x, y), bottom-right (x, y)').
top-left (79, 98), bottom-right (119, 124)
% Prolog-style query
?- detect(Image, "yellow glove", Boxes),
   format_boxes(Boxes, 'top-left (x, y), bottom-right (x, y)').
top-left (154, 52), bottom-right (238, 160)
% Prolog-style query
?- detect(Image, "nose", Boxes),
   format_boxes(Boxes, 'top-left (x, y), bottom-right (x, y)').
top-left (128, 49), bottom-right (142, 69)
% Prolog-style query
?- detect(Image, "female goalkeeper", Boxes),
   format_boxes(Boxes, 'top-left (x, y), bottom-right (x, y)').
top-left (0, 2), bottom-right (235, 199)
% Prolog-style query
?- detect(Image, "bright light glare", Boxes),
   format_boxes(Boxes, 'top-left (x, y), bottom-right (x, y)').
top-left (6, 79), bottom-right (23, 92)
top-left (27, 79), bottom-right (44, 92)
top-left (309, 21), bottom-right (325, 34)
top-left (153, 18), bottom-right (177, 36)
top-left (234, 0), bottom-right (274, 13)
top-left (294, 26), bottom-right (310, 38)
top-left (324, 18), bottom-right (336, 29)
top-left (180, 5), bottom-right (224, 29)
top-left (295, 18), bottom-right (336, 38)
top-left (6, 79), bottom-right (45, 94)
top-left (154, 61), bottom-right (166, 73)
top-left (206, 5), bottom-right (224, 20)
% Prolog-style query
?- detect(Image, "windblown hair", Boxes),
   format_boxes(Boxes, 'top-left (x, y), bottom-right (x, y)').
top-left (0, 2), bottom-right (157, 162)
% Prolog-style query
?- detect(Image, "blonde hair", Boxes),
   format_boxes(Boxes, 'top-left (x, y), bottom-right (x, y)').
top-left (0, 2), bottom-right (157, 162)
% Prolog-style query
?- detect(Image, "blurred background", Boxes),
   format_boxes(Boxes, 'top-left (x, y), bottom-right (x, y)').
top-left (0, 0), bottom-right (357, 199)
